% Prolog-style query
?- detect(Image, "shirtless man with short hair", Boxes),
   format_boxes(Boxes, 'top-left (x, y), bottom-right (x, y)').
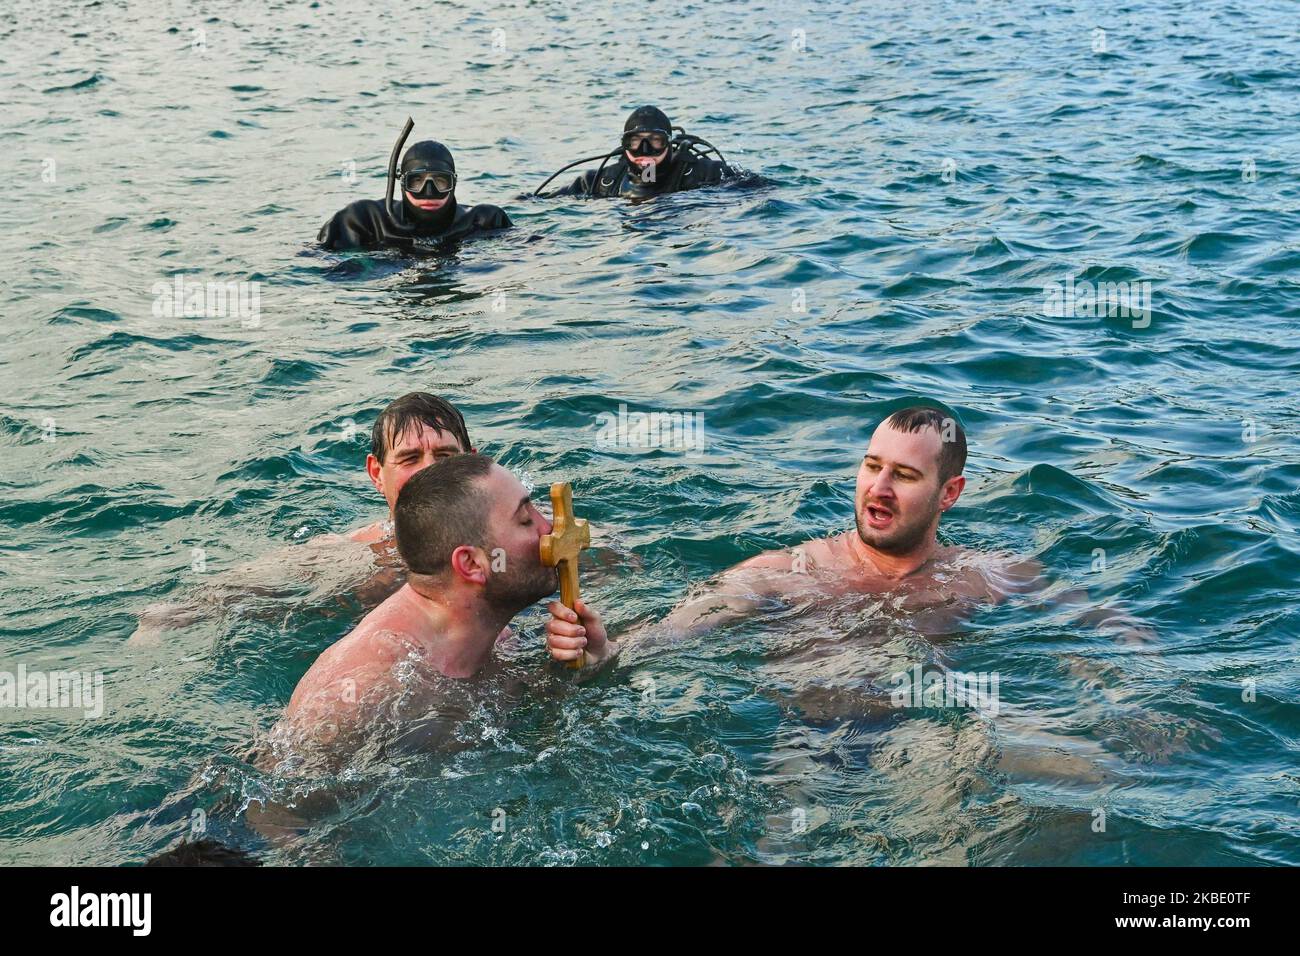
top-left (281, 453), bottom-right (610, 752)
top-left (544, 406), bottom-right (1147, 666)
top-left (128, 392), bottom-right (474, 644)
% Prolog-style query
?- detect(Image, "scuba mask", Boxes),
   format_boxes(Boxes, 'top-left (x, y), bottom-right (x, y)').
top-left (402, 169), bottom-right (457, 198)
top-left (622, 130), bottom-right (670, 157)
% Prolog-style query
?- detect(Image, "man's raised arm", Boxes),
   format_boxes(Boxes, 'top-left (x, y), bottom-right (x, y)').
top-left (545, 549), bottom-right (801, 672)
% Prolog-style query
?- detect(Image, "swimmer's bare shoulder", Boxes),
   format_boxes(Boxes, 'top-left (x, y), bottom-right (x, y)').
top-left (742, 533), bottom-right (854, 575)
top-left (927, 547), bottom-right (1044, 603)
top-left (723, 536), bottom-right (847, 590)
top-left (728, 548), bottom-right (800, 588)
top-left (284, 588), bottom-right (419, 731)
top-left (732, 550), bottom-right (795, 573)
top-left (127, 523), bottom-right (396, 647)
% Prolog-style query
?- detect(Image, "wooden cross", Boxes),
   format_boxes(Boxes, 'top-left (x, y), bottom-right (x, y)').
top-left (538, 482), bottom-right (591, 670)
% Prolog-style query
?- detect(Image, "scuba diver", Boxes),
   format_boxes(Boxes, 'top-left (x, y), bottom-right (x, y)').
top-left (319, 118), bottom-right (512, 251)
top-left (535, 105), bottom-right (733, 200)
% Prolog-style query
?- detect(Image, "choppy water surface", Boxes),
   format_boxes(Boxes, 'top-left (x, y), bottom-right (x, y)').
top-left (2, 0), bottom-right (1299, 865)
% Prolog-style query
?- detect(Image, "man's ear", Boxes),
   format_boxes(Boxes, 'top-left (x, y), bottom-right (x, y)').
top-left (448, 545), bottom-right (489, 586)
top-left (366, 454), bottom-right (383, 495)
top-left (939, 475), bottom-right (966, 513)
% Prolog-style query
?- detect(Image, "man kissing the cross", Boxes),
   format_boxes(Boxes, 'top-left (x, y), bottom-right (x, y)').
top-left (280, 453), bottom-right (610, 756)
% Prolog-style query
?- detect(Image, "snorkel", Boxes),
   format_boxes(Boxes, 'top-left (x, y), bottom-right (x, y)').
top-left (386, 116), bottom-right (415, 223)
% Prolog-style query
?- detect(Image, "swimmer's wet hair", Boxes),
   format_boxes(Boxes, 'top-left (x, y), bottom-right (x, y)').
top-left (883, 406), bottom-right (967, 482)
top-left (395, 452), bottom-right (495, 576)
top-left (371, 392), bottom-right (472, 464)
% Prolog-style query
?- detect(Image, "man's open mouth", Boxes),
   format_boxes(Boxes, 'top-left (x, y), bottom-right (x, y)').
top-left (864, 504), bottom-right (894, 528)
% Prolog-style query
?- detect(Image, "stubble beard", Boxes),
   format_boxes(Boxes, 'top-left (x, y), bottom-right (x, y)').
top-left (855, 489), bottom-right (942, 556)
top-left (483, 553), bottom-right (560, 615)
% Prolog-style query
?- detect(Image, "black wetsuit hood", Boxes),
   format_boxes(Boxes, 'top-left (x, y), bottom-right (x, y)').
top-left (624, 106), bottom-right (672, 139)
top-left (624, 106), bottom-right (672, 167)
top-left (612, 105), bottom-right (669, 195)
top-left (398, 140), bottom-right (458, 235)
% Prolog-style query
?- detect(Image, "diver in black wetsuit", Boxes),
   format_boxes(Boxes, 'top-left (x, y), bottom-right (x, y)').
top-left (536, 106), bottom-right (732, 200)
top-left (319, 118), bottom-right (512, 251)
